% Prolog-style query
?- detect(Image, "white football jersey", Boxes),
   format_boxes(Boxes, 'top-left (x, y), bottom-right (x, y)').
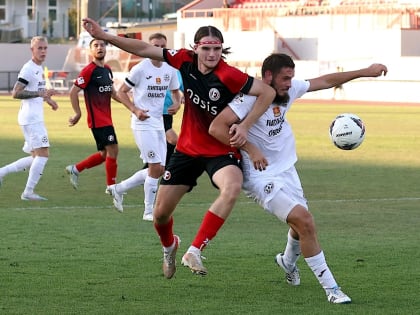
top-left (17, 60), bottom-right (46, 125)
top-left (228, 79), bottom-right (310, 179)
top-left (124, 58), bottom-right (180, 130)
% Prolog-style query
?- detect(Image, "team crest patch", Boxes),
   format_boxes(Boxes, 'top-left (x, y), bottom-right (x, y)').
top-left (168, 49), bottom-right (178, 56)
top-left (209, 88), bottom-right (220, 101)
top-left (156, 77), bottom-right (161, 84)
top-left (264, 182), bottom-right (274, 194)
top-left (76, 77), bottom-right (85, 85)
top-left (148, 151), bottom-right (155, 158)
top-left (163, 170), bottom-right (171, 181)
top-left (272, 106), bottom-right (281, 117)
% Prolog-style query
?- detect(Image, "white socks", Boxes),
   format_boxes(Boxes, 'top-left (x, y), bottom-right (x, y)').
top-left (305, 251), bottom-right (338, 289)
top-left (115, 170), bottom-right (159, 215)
top-left (144, 175), bottom-right (159, 214)
top-left (117, 168), bottom-right (148, 193)
top-left (23, 156), bottom-right (48, 195)
top-left (282, 230), bottom-right (301, 270)
top-left (0, 156), bottom-right (33, 178)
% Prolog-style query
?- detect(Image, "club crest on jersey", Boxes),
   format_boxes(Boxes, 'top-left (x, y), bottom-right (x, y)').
top-left (272, 106), bottom-right (281, 117)
top-left (209, 88), bottom-right (220, 101)
top-left (163, 170), bottom-right (171, 181)
top-left (77, 77), bottom-right (85, 85)
top-left (264, 182), bottom-right (274, 194)
top-left (168, 49), bottom-right (178, 56)
top-left (156, 77), bottom-right (161, 84)
top-left (148, 151), bottom-right (156, 158)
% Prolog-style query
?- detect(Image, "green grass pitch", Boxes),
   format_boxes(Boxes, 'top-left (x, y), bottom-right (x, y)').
top-left (0, 95), bottom-right (419, 314)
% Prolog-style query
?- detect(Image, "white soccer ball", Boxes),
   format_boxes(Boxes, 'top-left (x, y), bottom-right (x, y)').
top-left (329, 113), bottom-right (366, 150)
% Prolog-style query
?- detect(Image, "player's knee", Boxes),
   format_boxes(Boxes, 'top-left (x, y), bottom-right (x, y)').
top-left (218, 186), bottom-right (241, 206)
top-left (288, 206), bottom-right (316, 237)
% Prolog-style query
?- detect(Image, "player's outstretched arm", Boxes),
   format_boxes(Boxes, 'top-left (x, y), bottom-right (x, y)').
top-left (308, 63), bottom-right (388, 92)
top-left (82, 18), bottom-right (164, 61)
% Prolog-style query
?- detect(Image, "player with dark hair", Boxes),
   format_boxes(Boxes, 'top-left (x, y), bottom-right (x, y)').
top-left (82, 18), bottom-right (276, 279)
top-left (210, 53), bottom-right (387, 303)
top-left (0, 36), bottom-right (58, 200)
top-left (66, 38), bottom-right (124, 193)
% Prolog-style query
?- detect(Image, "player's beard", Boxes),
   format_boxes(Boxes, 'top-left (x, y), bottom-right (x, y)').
top-left (272, 93), bottom-right (289, 106)
top-left (270, 83), bottom-right (289, 106)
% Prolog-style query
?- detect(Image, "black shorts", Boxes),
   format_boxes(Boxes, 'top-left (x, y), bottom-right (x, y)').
top-left (91, 126), bottom-right (118, 151)
top-left (163, 114), bottom-right (173, 132)
top-left (161, 151), bottom-right (241, 191)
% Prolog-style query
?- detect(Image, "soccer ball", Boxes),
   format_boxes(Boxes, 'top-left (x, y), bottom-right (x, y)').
top-left (329, 113), bottom-right (365, 150)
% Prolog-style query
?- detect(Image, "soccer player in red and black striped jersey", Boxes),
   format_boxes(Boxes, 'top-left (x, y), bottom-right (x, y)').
top-left (82, 18), bottom-right (275, 279)
top-left (66, 38), bottom-right (125, 193)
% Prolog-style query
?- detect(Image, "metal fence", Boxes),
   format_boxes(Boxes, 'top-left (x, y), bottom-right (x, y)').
top-left (0, 71), bottom-right (18, 93)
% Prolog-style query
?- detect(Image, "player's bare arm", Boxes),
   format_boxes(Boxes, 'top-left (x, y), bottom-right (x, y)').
top-left (12, 81), bottom-right (55, 100)
top-left (82, 18), bottom-right (164, 61)
top-left (209, 106), bottom-right (268, 171)
top-left (44, 97), bottom-right (58, 111)
top-left (113, 87), bottom-right (149, 120)
top-left (117, 82), bottom-right (150, 121)
top-left (229, 79), bottom-right (275, 147)
top-left (68, 84), bottom-right (82, 126)
top-left (167, 89), bottom-right (182, 115)
top-left (111, 87), bottom-right (120, 103)
top-left (308, 63), bottom-right (388, 92)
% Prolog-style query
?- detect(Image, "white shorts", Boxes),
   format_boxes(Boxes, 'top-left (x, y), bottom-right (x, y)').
top-left (243, 166), bottom-right (308, 222)
top-left (20, 122), bottom-right (50, 154)
top-left (132, 128), bottom-right (166, 165)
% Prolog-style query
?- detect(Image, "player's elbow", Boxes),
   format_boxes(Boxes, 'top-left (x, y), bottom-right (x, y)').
top-left (208, 121), bottom-right (219, 138)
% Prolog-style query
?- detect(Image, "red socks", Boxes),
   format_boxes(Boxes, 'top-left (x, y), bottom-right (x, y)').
top-left (105, 156), bottom-right (117, 185)
top-left (192, 211), bottom-right (225, 251)
top-left (75, 153), bottom-right (117, 186)
top-left (155, 217), bottom-right (174, 247)
top-left (75, 152), bottom-right (105, 172)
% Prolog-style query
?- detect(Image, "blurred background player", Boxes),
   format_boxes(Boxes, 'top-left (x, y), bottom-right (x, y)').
top-left (109, 33), bottom-right (181, 220)
top-left (0, 36), bottom-right (58, 200)
top-left (66, 38), bottom-right (124, 193)
top-left (210, 53), bottom-right (387, 303)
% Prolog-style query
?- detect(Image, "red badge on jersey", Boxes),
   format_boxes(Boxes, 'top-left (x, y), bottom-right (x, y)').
top-left (272, 106), bottom-right (281, 117)
top-left (156, 77), bottom-right (161, 84)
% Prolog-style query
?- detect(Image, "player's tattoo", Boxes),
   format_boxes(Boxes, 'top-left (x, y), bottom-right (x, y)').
top-left (15, 90), bottom-right (41, 99)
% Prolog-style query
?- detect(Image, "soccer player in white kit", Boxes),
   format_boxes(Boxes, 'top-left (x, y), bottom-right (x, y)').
top-left (0, 36), bottom-right (58, 200)
top-left (210, 53), bottom-right (388, 303)
top-left (109, 33), bottom-right (181, 220)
